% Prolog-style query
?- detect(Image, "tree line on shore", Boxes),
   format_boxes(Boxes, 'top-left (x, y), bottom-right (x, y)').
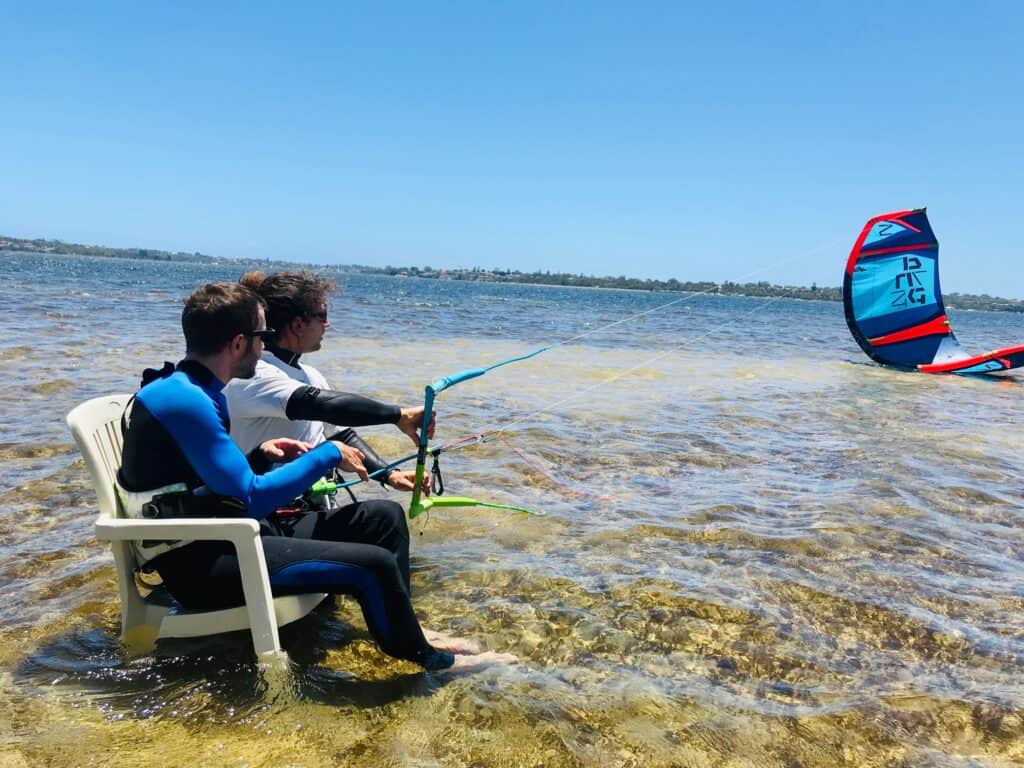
top-left (4, 234), bottom-right (1022, 312)
top-left (352, 266), bottom-right (1024, 312)
top-left (0, 235), bottom-right (216, 263)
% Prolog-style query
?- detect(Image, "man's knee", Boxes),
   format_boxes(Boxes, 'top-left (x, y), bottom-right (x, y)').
top-left (367, 499), bottom-right (408, 537)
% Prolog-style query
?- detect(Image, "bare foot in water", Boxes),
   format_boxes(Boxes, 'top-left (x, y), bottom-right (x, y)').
top-left (423, 630), bottom-right (482, 655)
top-left (444, 651), bottom-right (519, 673)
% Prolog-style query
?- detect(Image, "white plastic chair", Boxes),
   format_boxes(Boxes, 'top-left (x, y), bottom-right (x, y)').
top-left (67, 394), bottom-right (327, 662)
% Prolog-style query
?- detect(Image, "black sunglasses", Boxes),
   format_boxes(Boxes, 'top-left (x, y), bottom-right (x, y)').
top-left (306, 311), bottom-right (328, 323)
top-left (243, 328), bottom-right (276, 339)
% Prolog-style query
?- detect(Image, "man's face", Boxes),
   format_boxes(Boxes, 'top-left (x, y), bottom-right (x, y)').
top-left (233, 307), bottom-right (267, 380)
top-left (300, 303), bottom-right (330, 353)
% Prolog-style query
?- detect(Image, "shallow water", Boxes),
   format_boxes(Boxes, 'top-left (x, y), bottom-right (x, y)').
top-left (2, 251), bottom-right (1024, 766)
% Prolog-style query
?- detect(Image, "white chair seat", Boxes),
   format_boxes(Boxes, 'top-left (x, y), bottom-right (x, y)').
top-left (68, 394), bottom-right (327, 662)
top-left (160, 592), bottom-right (327, 639)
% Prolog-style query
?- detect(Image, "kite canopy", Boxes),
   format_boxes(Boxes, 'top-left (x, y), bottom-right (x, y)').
top-left (844, 208), bottom-right (1024, 375)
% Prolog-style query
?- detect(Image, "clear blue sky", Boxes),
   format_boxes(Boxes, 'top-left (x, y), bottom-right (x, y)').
top-left (3, 2), bottom-right (1023, 296)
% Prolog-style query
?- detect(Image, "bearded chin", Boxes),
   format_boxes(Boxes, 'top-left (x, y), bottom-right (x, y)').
top-left (233, 359), bottom-right (258, 380)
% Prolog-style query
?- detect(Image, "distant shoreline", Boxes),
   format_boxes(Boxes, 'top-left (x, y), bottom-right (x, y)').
top-left (4, 235), bottom-right (1023, 313)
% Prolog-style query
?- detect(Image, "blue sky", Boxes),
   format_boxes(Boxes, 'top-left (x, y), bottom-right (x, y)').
top-left (3, 2), bottom-right (1023, 296)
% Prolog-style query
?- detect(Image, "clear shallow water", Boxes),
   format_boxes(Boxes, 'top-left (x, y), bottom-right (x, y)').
top-left (2, 251), bottom-right (1024, 766)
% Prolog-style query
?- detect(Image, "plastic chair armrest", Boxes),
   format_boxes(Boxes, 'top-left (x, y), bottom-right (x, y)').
top-left (94, 516), bottom-right (260, 545)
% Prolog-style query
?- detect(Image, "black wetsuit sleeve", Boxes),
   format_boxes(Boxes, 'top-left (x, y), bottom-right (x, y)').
top-left (327, 428), bottom-right (393, 482)
top-left (285, 386), bottom-right (402, 428)
top-left (246, 446), bottom-right (271, 475)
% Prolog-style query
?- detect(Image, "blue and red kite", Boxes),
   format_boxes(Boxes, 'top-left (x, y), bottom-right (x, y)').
top-left (844, 208), bottom-right (1024, 374)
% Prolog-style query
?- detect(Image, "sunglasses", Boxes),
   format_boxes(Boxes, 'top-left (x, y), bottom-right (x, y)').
top-left (306, 311), bottom-right (328, 323)
top-left (243, 328), bottom-right (276, 339)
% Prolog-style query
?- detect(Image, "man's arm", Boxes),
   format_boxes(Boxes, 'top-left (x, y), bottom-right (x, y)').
top-left (286, 387), bottom-right (401, 427)
top-left (225, 363), bottom-right (425, 439)
top-left (288, 387), bottom-right (434, 444)
top-left (141, 382), bottom-right (341, 519)
top-left (327, 428), bottom-right (393, 483)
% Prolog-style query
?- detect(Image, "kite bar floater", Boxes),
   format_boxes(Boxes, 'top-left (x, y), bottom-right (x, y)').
top-left (431, 368), bottom-right (486, 392)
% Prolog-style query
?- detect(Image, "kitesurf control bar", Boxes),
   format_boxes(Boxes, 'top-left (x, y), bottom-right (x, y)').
top-left (406, 350), bottom-right (550, 518)
top-left (307, 349), bottom-right (550, 518)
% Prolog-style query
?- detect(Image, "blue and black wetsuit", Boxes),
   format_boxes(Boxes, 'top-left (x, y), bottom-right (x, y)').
top-left (118, 360), bottom-right (453, 670)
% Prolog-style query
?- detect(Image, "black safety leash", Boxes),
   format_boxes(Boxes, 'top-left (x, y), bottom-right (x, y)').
top-left (429, 449), bottom-right (444, 496)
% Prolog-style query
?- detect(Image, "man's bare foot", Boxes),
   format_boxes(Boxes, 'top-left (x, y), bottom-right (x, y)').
top-left (424, 629), bottom-right (482, 655)
top-left (443, 651), bottom-right (519, 673)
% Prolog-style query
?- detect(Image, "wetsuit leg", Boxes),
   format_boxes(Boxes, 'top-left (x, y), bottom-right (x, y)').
top-left (150, 533), bottom-right (452, 670)
top-left (279, 500), bottom-right (412, 593)
top-left (260, 536), bottom-right (442, 665)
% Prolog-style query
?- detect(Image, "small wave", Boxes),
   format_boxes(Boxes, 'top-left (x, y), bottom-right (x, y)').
top-left (0, 346), bottom-right (32, 361)
top-left (28, 379), bottom-right (74, 395)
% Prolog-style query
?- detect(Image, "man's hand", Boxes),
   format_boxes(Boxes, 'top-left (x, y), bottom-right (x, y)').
top-left (385, 469), bottom-right (431, 494)
top-left (396, 406), bottom-right (436, 445)
top-left (259, 438), bottom-right (312, 463)
top-left (330, 440), bottom-right (369, 482)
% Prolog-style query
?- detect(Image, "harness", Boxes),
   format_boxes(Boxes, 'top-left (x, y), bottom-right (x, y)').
top-left (115, 480), bottom-right (248, 563)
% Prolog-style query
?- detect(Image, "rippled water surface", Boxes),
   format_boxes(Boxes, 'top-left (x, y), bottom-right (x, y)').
top-left (2, 251), bottom-right (1024, 767)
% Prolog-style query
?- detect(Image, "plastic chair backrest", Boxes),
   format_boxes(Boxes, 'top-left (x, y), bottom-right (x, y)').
top-left (66, 394), bottom-right (132, 519)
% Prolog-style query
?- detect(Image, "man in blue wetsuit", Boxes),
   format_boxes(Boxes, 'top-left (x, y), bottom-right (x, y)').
top-left (117, 281), bottom-right (514, 671)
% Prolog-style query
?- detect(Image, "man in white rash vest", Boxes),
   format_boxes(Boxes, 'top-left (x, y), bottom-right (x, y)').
top-left (223, 270), bottom-right (507, 662)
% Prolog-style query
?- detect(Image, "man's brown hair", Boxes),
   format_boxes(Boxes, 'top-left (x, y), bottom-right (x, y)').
top-left (182, 282), bottom-right (265, 356)
top-left (238, 270), bottom-right (336, 341)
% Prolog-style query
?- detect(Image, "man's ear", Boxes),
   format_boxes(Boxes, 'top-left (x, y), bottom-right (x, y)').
top-left (228, 333), bottom-right (247, 356)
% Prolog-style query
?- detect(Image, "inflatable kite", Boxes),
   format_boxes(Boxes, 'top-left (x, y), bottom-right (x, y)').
top-left (844, 208), bottom-right (1024, 374)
